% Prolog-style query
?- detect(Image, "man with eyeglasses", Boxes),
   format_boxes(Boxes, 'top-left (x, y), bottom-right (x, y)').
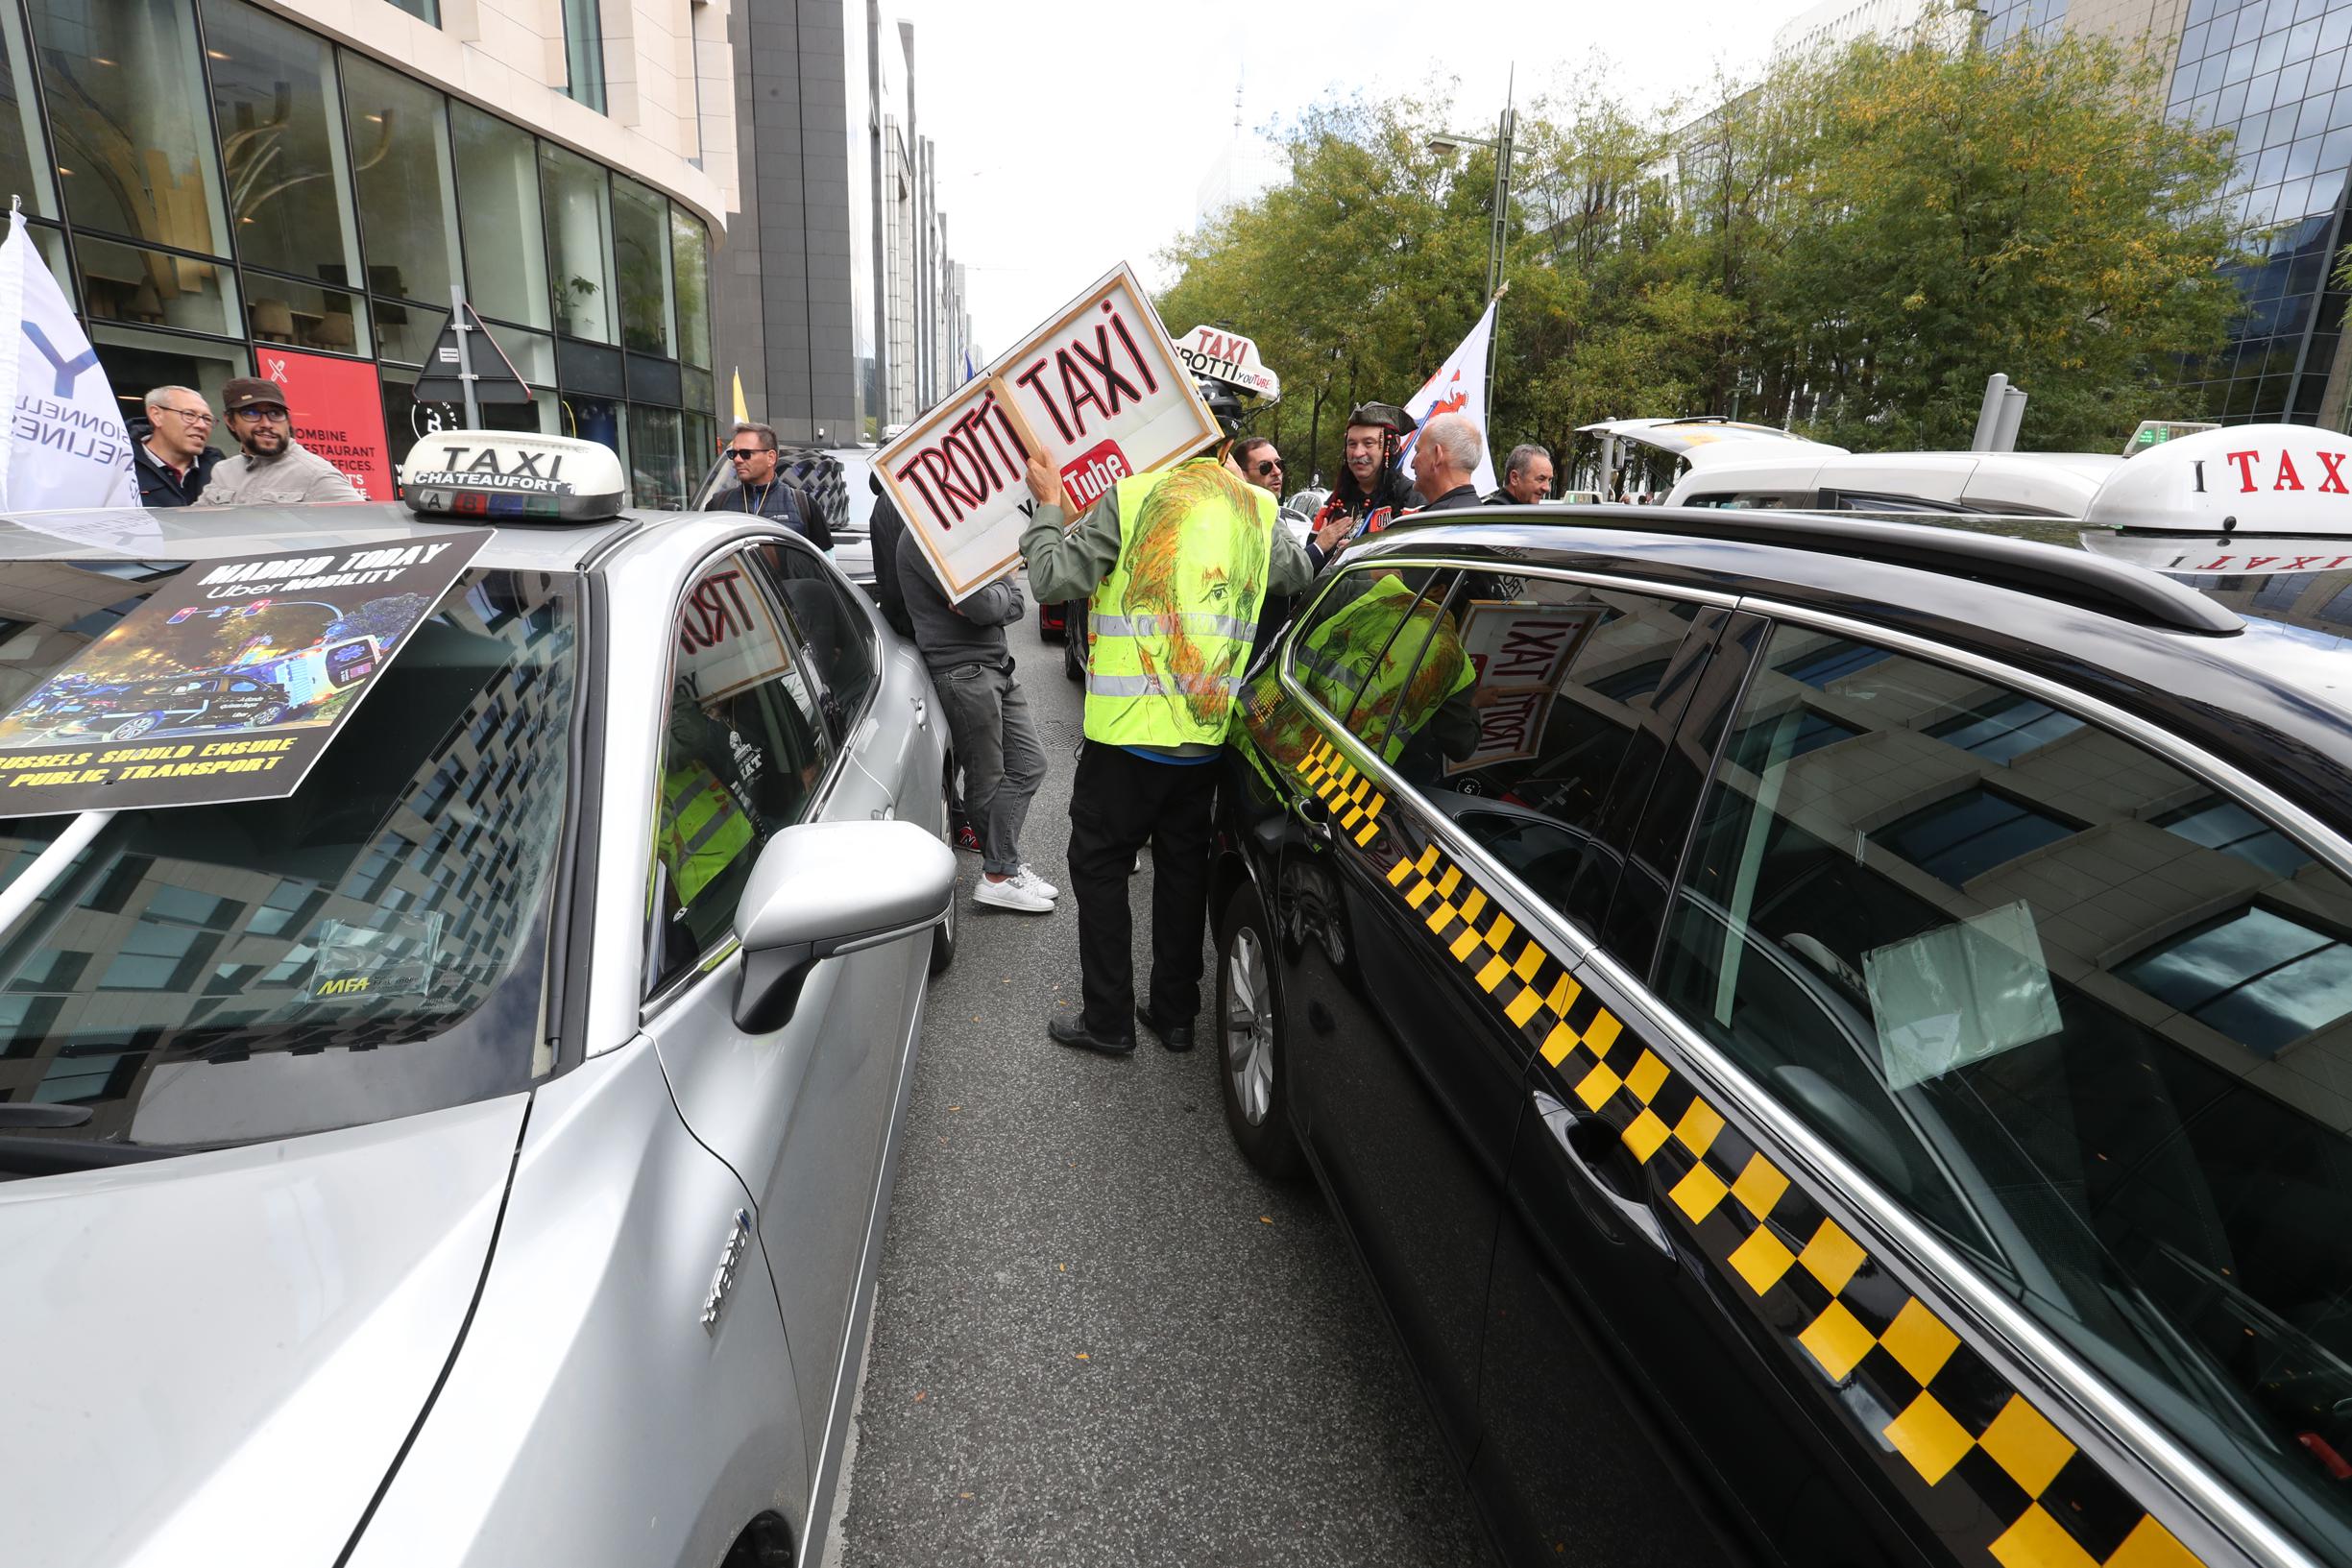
top-left (132, 385), bottom-right (223, 508)
top-left (702, 422), bottom-right (831, 550)
top-left (198, 377), bottom-right (363, 506)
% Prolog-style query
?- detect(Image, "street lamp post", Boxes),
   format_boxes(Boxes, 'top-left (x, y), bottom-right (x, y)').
top-left (1428, 72), bottom-right (1516, 395)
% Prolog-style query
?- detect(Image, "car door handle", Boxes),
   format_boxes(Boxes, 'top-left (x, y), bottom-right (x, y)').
top-left (1534, 1091), bottom-right (1672, 1257)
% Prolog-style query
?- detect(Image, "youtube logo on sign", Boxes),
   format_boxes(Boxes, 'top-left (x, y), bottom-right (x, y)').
top-left (1059, 440), bottom-right (1133, 511)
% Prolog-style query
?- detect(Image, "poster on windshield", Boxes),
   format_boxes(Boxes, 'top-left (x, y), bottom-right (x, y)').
top-left (0, 529), bottom-right (490, 816)
top-left (879, 262), bottom-right (1221, 602)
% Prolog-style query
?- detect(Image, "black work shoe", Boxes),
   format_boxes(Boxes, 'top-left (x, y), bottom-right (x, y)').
top-left (1135, 1007), bottom-right (1197, 1052)
top-left (1050, 1016), bottom-right (1135, 1055)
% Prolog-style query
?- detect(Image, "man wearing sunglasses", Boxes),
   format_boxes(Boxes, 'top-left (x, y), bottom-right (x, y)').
top-left (1229, 437), bottom-right (1285, 495)
top-left (132, 385), bottom-right (222, 508)
top-left (702, 422), bottom-right (830, 549)
top-left (197, 377), bottom-right (363, 506)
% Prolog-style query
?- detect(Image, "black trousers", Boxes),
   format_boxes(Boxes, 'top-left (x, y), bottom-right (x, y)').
top-left (1066, 740), bottom-right (1218, 1035)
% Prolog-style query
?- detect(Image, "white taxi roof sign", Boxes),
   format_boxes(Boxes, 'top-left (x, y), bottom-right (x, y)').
top-left (400, 429), bottom-right (627, 523)
top-left (2081, 422), bottom-right (2352, 535)
top-left (1173, 326), bottom-right (1281, 401)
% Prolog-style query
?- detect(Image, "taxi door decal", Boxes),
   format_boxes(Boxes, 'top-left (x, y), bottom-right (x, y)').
top-left (1321, 749), bottom-right (2214, 1568)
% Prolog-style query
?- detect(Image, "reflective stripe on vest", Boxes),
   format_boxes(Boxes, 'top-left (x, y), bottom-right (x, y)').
top-left (1082, 460), bottom-right (1276, 750)
top-left (660, 764), bottom-right (754, 902)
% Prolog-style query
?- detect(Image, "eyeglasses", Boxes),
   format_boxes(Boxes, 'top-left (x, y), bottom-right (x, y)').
top-left (1251, 459), bottom-right (1283, 477)
top-left (229, 405), bottom-right (289, 423)
top-left (725, 447), bottom-right (773, 461)
top-left (156, 405), bottom-right (213, 425)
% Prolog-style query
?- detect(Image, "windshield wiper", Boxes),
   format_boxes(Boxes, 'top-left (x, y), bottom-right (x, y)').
top-left (0, 1103), bottom-right (89, 1127)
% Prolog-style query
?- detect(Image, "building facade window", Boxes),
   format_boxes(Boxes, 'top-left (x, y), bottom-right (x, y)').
top-left (452, 101), bottom-right (551, 332)
top-left (560, 0), bottom-right (605, 114)
top-left (541, 142), bottom-right (615, 344)
top-left (384, 0), bottom-right (440, 22)
top-left (10, 0), bottom-right (716, 507)
top-left (28, 0), bottom-right (230, 254)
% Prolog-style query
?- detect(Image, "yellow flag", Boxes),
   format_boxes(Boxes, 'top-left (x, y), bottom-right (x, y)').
top-left (730, 369), bottom-right (749, 424)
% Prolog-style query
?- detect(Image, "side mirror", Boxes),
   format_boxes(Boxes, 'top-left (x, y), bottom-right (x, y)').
top-left (731, 819), bottom-right (956, 1031)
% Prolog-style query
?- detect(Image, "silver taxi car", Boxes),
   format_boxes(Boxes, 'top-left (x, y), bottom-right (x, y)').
top-left (0, 432), bottom-right (956, 1568)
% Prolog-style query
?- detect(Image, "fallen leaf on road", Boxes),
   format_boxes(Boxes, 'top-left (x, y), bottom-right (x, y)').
top-left (1074, 1352), bottom-right (1089, 1361)
top-left (1260, 1216), bottom-right (1273, 1224)
top-left (959, 1492), bottom-right (974, 1500)
top-left (914, 1391), bottom-right (926, 1401)
top-left (948, 1105), bottom-right (961, 1112)
top-left (1058, 1264), bottom-right (1066, 1271)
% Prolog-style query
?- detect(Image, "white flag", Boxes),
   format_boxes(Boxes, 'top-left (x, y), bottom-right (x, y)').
top-left (1398, 301), bottom-right (1498, 498)
top-left (0, 209), bottom-right (139, 511)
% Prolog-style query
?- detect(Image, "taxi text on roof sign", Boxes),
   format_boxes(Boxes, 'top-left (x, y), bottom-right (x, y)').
top-left (2081, 422), bottom-right (2352, 535)
top-left (400, 429), bottom-right (627, 523)
top-left (1172, 326), bottom-right (1281, 401)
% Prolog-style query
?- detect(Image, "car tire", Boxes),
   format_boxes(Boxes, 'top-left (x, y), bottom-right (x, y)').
top-left (929, 768), bottom-right (958, 977)
top-left (109, 713), bottom-right (159, 741)
top-left (1217, 879), bottom-right (1304, 1181)
top-left (250, 703), bottom-right (289, 727)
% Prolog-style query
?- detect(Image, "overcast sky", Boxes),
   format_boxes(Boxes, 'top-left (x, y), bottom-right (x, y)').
top-left (904, 0), bottom-right (1817, 357)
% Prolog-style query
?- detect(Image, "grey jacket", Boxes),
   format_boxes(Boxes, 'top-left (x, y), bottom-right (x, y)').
top-left (200, 442), bottom-right (365, 506)
top-left (895, 528), bottom-right (1025, 672)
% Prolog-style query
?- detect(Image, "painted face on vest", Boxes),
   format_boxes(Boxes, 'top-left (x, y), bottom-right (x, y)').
top-left (1127, 465), bottom-right (1269, 727)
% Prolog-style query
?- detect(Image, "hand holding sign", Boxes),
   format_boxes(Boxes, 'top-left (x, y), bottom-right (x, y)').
top-left (880, 263), bottom-right (1218, 603)
top-left (1024, 456), bottom-right (1064, 512)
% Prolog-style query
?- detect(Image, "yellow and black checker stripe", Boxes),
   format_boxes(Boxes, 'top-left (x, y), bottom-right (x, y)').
top-left (1342, 798), bottom-right (2211, 1568)
top-left (1295, 736), bottom-right (1387, 848)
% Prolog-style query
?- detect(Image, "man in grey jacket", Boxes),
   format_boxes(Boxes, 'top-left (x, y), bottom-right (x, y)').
top-left (895, 529), bottom-right (1055, 913)
top-left (199, 377), bottom-right (364, 506)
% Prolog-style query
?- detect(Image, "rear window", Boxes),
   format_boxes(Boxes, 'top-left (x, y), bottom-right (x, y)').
top-left (0, 563), bottom-right (580, 1167)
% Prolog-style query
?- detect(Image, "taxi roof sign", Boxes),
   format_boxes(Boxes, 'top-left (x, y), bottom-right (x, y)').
top-left (2082, 422), bottom-right (2352, 535)
top-left (1173, 326), bottom-right (1281, 402)
top-left (400, 429), bottom-right (626, 523)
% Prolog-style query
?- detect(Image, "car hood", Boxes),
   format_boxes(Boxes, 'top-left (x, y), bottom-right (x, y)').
top-left (0, 1094), bottom-right (526, 1568)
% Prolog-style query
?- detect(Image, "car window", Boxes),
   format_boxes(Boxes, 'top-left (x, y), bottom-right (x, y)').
top-left (1413, 578), bottom-right (1704, 925)
top-left (651, 552), bottom-right (834, 990)
top-left (1654, 623), bottom-right (2352, 1555)
top-left (1281, 566), bottom-right (1455, 732)
top-left (758, 543), bottom-right (877, 738)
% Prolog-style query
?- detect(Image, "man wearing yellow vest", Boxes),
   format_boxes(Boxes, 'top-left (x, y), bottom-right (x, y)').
top-left (1022, 452), bottom-right (1321, 1055)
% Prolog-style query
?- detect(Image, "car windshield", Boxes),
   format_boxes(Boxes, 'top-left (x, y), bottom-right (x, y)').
top-left (0, 562), bottom-right (579, 1169)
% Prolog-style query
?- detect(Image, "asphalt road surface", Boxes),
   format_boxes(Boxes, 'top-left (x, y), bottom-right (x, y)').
top-left (825, 597), bottom-right (1490, 1568)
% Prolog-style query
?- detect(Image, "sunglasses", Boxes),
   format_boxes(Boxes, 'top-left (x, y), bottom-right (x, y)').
top-left (1251, 459), bottom-right (1283, 477)
top-left (725, 447), bottom-right (773, 461)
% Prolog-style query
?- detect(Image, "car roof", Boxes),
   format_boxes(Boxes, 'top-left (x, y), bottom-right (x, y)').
top-left (0, 502), bottom-right (676, 570)
top-left (1356, 504), bottom-right (2352, 836)
top-left (1665, 447), bottom-right (2123, 517)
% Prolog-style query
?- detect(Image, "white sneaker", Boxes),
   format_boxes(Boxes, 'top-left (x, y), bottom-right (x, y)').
top-left (1014, 864), bottom-right (1059, 900)
top-left (975, 875), bottom-right (1054, 914)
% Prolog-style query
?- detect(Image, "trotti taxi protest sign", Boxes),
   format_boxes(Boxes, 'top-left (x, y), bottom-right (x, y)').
top-left (0, 531), bottom-right (489, 815)
top-left (880, 263), bottom-right (1219, 602)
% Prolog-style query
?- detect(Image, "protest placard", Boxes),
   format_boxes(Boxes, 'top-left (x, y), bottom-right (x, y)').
top-left (880, 263), bottom-right (1219, 602)
top-left (0, 530), bottom-right (488, 815)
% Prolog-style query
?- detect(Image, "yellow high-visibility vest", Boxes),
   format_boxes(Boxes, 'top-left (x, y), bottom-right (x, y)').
top-left (659, 762), bottom-right (755, 903)
top-left (1082, 459), bottom-right (1275, 749)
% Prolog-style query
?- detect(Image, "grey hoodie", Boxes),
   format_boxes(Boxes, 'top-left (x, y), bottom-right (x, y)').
top-left (894, 527), bottom-right (1025, 672)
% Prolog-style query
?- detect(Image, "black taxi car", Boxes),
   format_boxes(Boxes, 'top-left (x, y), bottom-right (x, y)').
top-left (1213, 423), bottom-right (2352, 1568)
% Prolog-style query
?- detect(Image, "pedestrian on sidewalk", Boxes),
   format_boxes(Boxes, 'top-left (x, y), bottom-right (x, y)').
top-left (131, 385), bottom-right (222, 507)
top-left (895, 527), bottom-right (1055, 913)
top-left (198, 378), bottom-right (363, 505)
top-left (1021, 452), bottom-right (1318, 1055)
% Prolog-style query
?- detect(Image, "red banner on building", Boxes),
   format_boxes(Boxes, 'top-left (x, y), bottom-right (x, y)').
top-left (255, 347), bottom-right (396, 501)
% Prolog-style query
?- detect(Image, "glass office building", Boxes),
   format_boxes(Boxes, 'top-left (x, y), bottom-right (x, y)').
top-left (2164, 0), bottom-right (2352, 424)
top-left (0, 0), bottom-right (719, 506)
